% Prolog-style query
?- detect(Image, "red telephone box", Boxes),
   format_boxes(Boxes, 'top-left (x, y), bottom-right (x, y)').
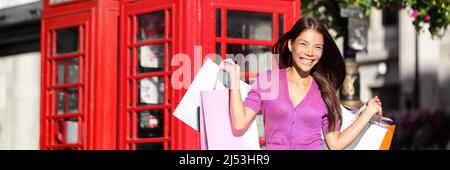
top-left (118, 0), bottom-right (177, 150)
top-left (40, 0), bottom-right (119, 149)
top-left (40, 0), bottom-right (300, 150)
top-left (118, 0), bottom-right (300, 150)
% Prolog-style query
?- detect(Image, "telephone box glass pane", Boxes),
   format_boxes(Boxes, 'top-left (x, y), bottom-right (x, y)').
top-left (226, 44), bottom-right (273, 73)
top-left (138, 77), bottom-right (164, 105)
top-left (56, 90), bottom-right (65, 114)
top-left (136, 143), bottom-right (163, 150)
top-left (56, 27), bottom-right (79, 55)
top-left (57, 64), bottom-right (65, 85)
top-left (215, 43), bottom-right (222, 65)
top-left (56, 58), bottom-right (79, 84)
top-left (55, 118), bottom-right (79, 144)
top-left (279, 14), bottom-right (284, 38)
top-left (137, 110), bottom-right (164, 138)
top-left (56, 88), bottom-right (78, 114)
top-left (137, 44), bottom-right (164, 73)
top-left (227, 10), bottom-right (273, 41)
top-left (167, 10), bottom-right (172, 38)
top-left (137, 11), bottom-right (164, 42)
top-left (216, 9), bottom-right (221, 37)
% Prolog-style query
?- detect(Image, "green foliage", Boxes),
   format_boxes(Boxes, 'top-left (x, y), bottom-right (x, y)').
top-left (301, 0), bottom-right (450, 38)
top-left (301, 0), bottom-right (346, 38)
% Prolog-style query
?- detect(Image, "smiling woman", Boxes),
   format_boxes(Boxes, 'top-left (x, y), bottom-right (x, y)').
top-left (274, 17), bottom-right (346, 135)
top-left (220, 17), bottom-right (384, 150)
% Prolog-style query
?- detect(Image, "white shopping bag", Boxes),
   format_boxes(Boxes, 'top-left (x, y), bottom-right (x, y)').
top-left (322, 105), bottom-right (394, 150)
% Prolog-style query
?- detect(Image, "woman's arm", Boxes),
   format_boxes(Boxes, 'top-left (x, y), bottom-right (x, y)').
top-left (220, 59), bottom-right (258, 132)
top-left (324, 97), bottom-right (383, 150)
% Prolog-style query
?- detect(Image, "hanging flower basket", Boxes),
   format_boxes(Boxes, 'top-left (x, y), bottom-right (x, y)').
top-left (408, 0), bottom-right (450, 38)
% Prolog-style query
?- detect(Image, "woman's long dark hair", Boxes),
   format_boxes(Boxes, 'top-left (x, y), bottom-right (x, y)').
top-left (272, 17), bottom-right (346, 133)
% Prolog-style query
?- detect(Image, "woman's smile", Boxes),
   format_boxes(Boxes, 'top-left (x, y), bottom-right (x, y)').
top-left (298, 57), bottom-right (316, 67)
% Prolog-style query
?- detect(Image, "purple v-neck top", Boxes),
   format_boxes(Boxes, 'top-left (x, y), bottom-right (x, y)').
top-left (243, 69), bottom-right (340, 150)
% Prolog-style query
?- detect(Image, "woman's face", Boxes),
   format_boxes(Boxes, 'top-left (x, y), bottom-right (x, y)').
top-left (288, 29), bottom-right (324, 73)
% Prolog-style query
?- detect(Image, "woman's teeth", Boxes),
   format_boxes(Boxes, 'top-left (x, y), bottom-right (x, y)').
top-left (300, 58), bottom-right (313, 65)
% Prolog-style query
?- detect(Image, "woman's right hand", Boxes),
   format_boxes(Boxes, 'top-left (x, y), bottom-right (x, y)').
top-left (219, 58), bottom-right (240, 78)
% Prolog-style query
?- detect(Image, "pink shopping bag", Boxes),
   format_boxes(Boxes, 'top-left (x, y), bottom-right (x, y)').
top-left (199, 89), bottom-right (260, 150)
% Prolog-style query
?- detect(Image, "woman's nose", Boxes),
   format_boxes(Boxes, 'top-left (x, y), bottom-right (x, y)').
top-left (305, 48), bottom-right (313, 56)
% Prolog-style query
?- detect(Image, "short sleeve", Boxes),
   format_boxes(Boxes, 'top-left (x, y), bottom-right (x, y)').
top-left (243, 80), bottom-right (262, 113)
top-left (243, 69), bottom-right (279, 113)
top-left (321, 113), bottom-right (341, 134)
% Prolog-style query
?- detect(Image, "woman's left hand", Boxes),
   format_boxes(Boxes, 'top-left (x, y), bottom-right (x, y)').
top-left (364, 96), bottom-right (383, 121)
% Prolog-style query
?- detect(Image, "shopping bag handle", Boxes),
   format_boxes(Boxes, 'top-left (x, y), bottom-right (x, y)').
top-left (346, 104), bottom-right (393, 128)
